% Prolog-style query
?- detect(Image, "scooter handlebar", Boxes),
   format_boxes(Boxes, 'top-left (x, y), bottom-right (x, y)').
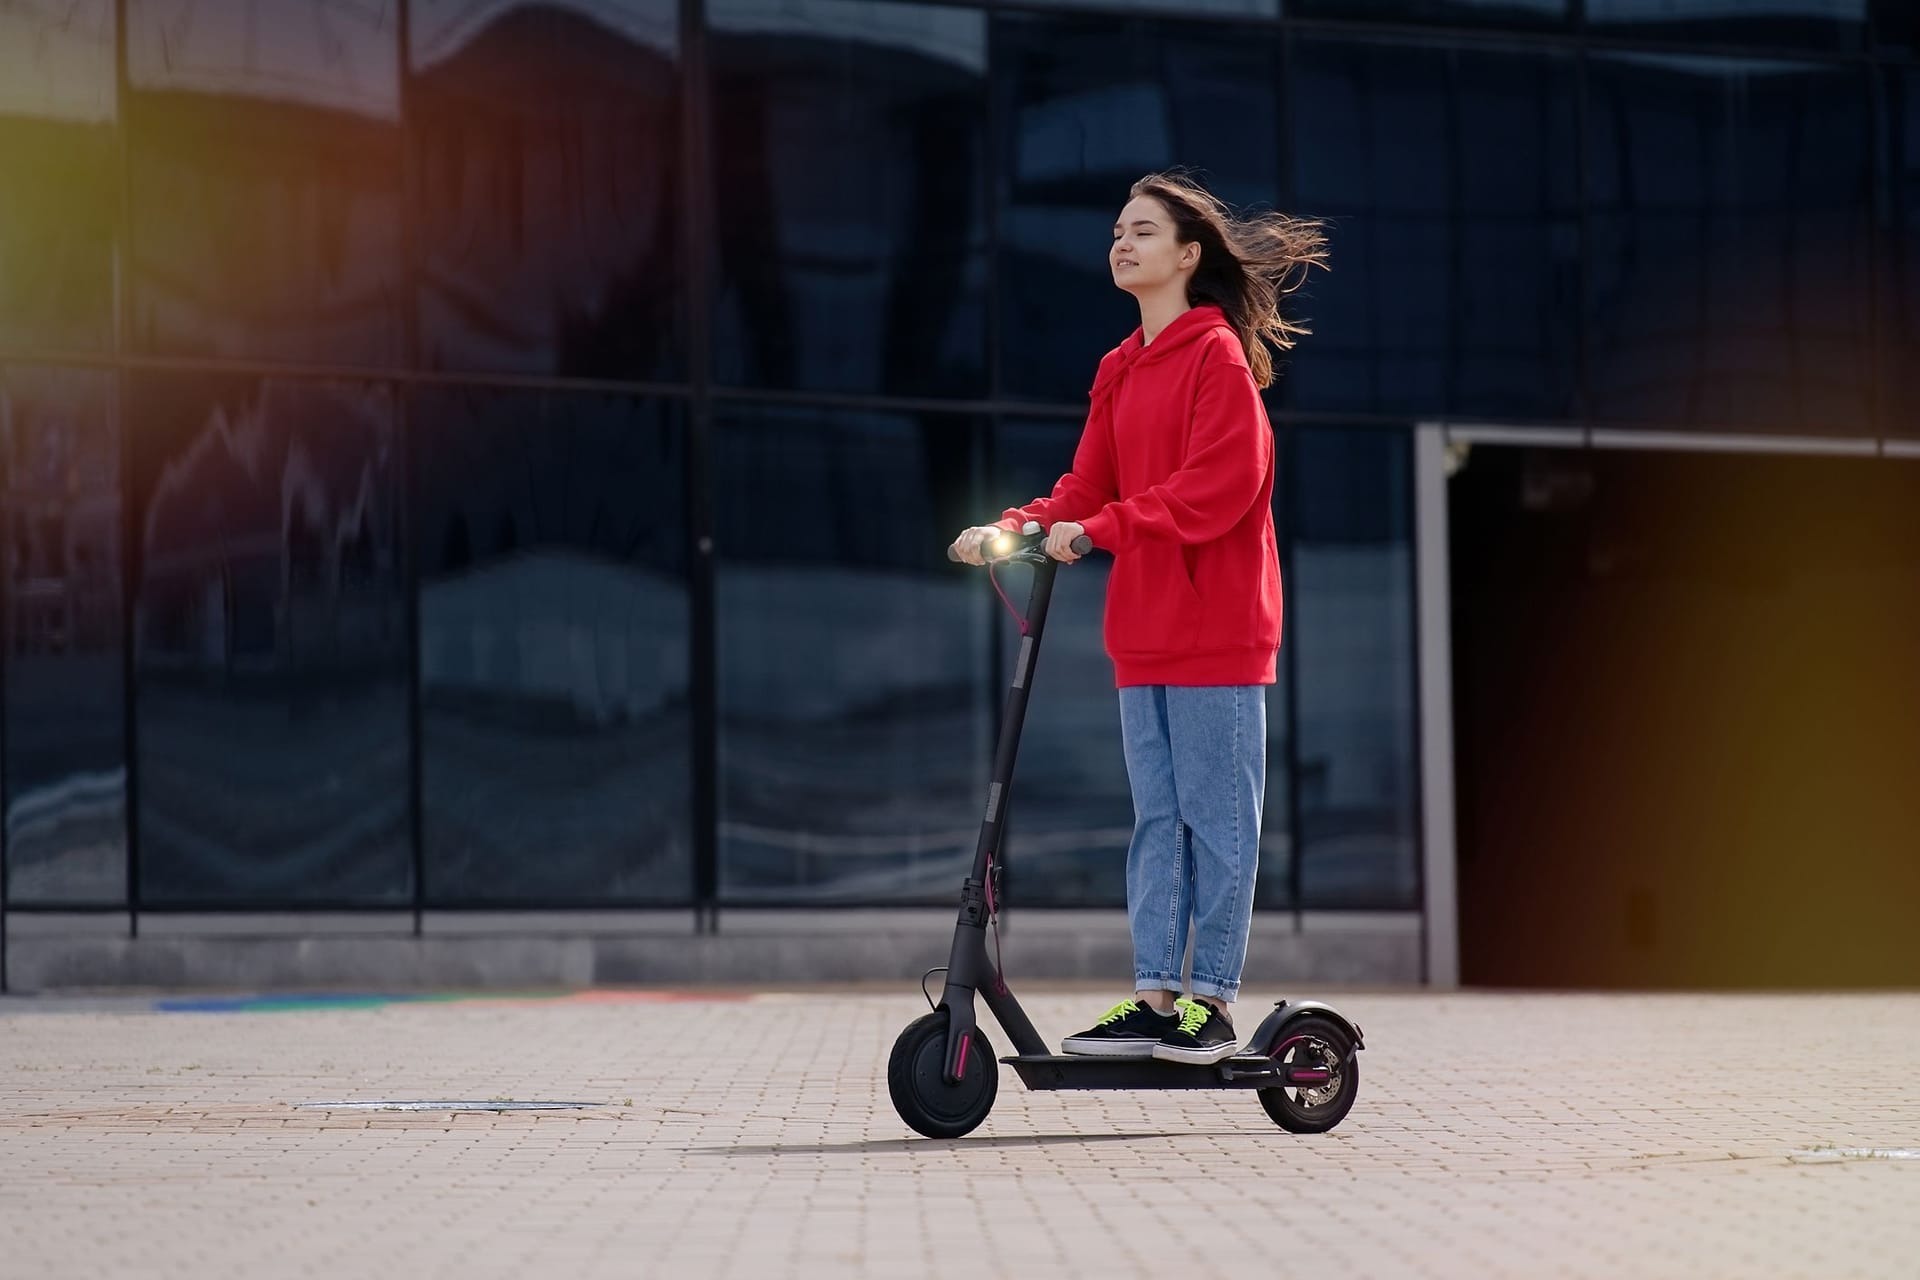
top-left (947, 531), bottom-right (1094, 562)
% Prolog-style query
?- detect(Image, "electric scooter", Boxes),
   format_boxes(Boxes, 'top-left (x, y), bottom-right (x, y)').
top-left (887, 524), bottom-right (1365, 1139)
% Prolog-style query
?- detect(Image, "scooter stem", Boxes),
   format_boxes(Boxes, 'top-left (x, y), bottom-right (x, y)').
top-left (941, 551), bottom-right (1066, 1078)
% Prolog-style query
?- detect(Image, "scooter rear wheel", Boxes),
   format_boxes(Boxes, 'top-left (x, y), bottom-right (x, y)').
top-left (1258, 1014), bottom-right (1360, 1134)
top-left (888, 1011), bottom-right (998, 1139)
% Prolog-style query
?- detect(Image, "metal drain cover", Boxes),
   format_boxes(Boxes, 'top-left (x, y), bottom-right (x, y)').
top-left (1788, 1147), bottom-right (1920, 1163)
top-left (295, 1100), bottom-right (603, 1112)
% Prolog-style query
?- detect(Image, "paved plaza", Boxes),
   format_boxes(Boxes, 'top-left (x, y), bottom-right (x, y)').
top-left (1, 985), bottom-right (1916, 1278)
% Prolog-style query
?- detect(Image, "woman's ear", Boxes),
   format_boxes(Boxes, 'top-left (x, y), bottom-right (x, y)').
top-left (1180, 241), bottom-right (1202, 271)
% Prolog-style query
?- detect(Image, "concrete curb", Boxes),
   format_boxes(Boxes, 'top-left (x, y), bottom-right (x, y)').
top-left (3, 910), bottom-right (1422, 992)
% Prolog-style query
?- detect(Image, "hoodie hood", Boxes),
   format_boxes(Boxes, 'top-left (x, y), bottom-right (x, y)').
top-left (1090, 304), bottom-right (1236, 403)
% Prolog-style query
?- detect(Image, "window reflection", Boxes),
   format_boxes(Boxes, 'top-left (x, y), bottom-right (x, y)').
top-left (0, 0), bottom-right (117, 352)
top-left (996, 14), bottom-right (1281, 402)
top-left (409, 0), bottom-right (681, 379)
top-left (2, 365), bottom-right (127, 904)
top-left (994, 418), bottom-right (1294, 908)
top-left (411, 386), bottom-right (692, 905)
top-left (1587, 55), bottom-right (1873, 433)
top-left (708, 0), bottom-right (988, 396)
top-left (1290, 428), bottom-right (1417, 910)
top-left (1289, 39), bottom-right (1579, 420)
top-left (130, 373), bottom-right (409, 905)
top-left (125, 0), bottom-right (404, 366)
top-left (715, 404), bottom-right (990, 902)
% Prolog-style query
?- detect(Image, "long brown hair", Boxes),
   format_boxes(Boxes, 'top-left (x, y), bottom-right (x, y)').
top-left (1130, 171), bottom-right (1329, 388)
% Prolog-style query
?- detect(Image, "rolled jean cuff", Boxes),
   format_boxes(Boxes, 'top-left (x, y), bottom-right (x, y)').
top-left (1133, 972), bottom-right (1184, 993)
top-left (1189, 975), bottom-right (1239, 1002)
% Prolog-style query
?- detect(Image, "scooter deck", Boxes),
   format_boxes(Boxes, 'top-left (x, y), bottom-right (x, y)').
top-left (1001, 1053), bottom-right (1306, 1092)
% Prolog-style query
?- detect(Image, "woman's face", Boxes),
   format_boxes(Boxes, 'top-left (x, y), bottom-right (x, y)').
top-left (1110, 194), bottom-right (1198, 295)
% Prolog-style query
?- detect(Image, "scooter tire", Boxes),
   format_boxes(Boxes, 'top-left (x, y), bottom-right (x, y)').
top-left (888, 1011), bottom-right (998, 1139)
top-left (1258, 1013), bottom-right (1361, 1134)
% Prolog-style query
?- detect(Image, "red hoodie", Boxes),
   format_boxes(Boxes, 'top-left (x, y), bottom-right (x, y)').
top-left (1000, 304), bottom-right (1282, 687)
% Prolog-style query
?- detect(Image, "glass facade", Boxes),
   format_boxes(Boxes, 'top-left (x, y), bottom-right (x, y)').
top-left (1, 0), bottom-right (1907, 924)
top-left (409, 0), bottom-right (683, 380)
top-left (0, 2), bottom-right (117, 354)
top-left (1585, 0), bottom-right (1869, 53)
top-left (710, 0), bottom-right (989, 397)
top-left (714, 403), bottom-right (990, 902)
top-left (1288, 39), bottom-right (1581, 421)
top-left (128, 373), bottom-right (411, 905)
top-left (412, 386), bottom-right (692, 905)
top-left (1288, 427), bottom-right (1417, 910)
top-left (125, 0), bottom-right (408, 367)
top-left (1585, 53), bottom-right (1874, 434)
top-left (2, 365), bottom-right (126, 904)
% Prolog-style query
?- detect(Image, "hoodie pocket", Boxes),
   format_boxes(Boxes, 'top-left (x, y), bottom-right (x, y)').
top-left (1104, 540), bottom-right (1203, 654)
top-left (1184, 531), bottom-right (1278, 653)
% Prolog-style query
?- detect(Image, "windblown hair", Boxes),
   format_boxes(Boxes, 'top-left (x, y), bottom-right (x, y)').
top-left (1130, 171), bottom-right (1329, 388)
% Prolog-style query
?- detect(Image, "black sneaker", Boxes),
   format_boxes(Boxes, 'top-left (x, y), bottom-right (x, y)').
top-left (1060, 999), bottom-right (1178, 1057)
top-left (1152, 997), bottom-right (1239, 1065)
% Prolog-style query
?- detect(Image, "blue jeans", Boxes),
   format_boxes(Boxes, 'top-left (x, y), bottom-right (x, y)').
top-left (1119, 685), bottom-right (1266, 1003)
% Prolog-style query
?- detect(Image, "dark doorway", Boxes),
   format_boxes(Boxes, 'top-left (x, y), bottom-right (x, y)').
top-left (1450, 444), bottom-right (1920, 988)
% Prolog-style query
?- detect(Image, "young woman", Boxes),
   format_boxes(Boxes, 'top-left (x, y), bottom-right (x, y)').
top-left (951, 171), bottom-right (1328, 1065)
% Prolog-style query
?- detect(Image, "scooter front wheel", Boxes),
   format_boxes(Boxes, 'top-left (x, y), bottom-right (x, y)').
top-left (1258, 1014), bottom-right (1360, 1134)
top-left (888, 1011), bottom-right (998, 1139)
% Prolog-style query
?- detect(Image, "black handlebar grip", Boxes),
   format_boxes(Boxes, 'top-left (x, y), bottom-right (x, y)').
top-left (949, 532), bottom-right (1093, 561)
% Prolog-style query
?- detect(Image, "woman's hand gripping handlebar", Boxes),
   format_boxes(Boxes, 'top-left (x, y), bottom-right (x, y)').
top-left (948, 521), bottom-right (1094, 566)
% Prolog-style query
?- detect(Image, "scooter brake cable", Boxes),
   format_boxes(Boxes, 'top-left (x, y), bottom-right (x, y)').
top-left (987, 562), bottom-right (1031, 635)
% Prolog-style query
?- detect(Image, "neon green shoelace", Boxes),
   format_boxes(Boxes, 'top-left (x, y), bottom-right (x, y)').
top-left (1093, 999), bottom-right (1144, 1026)
top-left (1174, 999), bottom-right (1211, 1036)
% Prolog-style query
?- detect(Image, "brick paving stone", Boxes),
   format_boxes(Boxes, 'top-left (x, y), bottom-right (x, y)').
top-left (1, 988), bottom-right (1917, 1278)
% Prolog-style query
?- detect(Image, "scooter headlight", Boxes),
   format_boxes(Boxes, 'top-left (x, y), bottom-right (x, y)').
top-left (990, 533), bottom-right (1015, 557)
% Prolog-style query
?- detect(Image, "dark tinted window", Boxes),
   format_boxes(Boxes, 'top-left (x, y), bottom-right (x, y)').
top-left (1289, 427), bottom-right (1417, 910)
top-left (1875, 0), bottom-right (1919, 55)
top-left (709, 0), bottom-right (988, 397)
top-left (1286, 0), bottom-right (1566, 31)
top-left (411, 386), bottom-right (692, 905)
top-left (1588, 0), bottom-right (1868, 53)
top-left (714, 404), bottom-right (991, 903)
top-left (1885, 68), bottom-right (1920, 438)
top-left (994, 14), bottom-right (1281, 402)
top-left (1586, 55), bottom-right (1874, 434)
top-left (1012, 0), bottom-right (1275, 13)
top-left (125, 0), bottom-right (404, 366)
top-left (409, 0), bottom-right (681, 380)
top-left (129, 373), bottom-right (410, 905)
top-left (1289, 39), bottom-right (1580, 421)
top-left (1, 365), bottom-right (127, 904)
top-left (0, 5), bottom-right (117, 352)
top-left (994, 417), bottom-right (1294, 908)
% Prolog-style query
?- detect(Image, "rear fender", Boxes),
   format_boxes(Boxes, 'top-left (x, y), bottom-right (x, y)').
top-left (1244, 1000), bottom-right (1365, 1060)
